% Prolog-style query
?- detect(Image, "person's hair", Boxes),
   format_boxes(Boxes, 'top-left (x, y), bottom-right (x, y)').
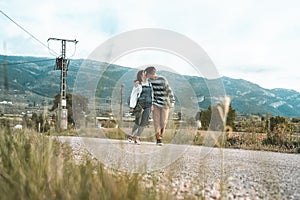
top-left (136, 70), bottom-right (144, 83)
top-left (144, 66), bottom-right (156, 75)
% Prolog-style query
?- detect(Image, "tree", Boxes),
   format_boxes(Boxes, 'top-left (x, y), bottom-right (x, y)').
top-left (270, 116), bottom-right (286, 131)
top-left (226, 104), bottom-right (236, 130)
top-left (49, 93), bottom-right (89, 127)
top-left (200, 106), bottom-right (211, 130)
top-left (200, 104), bottom-right (236, 131)
top-left (31, 112), bottom-right (38, 130)
top-left (263, 115), bottom-right (294, 146)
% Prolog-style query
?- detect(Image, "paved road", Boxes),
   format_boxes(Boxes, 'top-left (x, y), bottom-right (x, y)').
top-left (58, 136), bottom-right (300, 199)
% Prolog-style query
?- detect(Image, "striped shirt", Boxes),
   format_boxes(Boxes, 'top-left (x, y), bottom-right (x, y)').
top-left (149, 76), bottom-right (175, 108)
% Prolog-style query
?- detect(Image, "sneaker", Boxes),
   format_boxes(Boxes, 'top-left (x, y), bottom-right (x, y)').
top-left (156, 139), bottom-right (163, 146)
top-left (135, 137), bottom-right (141, 145)
top-left (127, 135), bottom-right (133, 142)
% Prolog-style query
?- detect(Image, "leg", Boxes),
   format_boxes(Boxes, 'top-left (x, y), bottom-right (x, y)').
top-left (129, 111), bottom-right (142, 142)
top-left (152, 105), bottom-right (162, 139)
top-left (131, 123), bottom-right (139, 135)
top-left (132, 110), bottom-right (142, 133)
top-left (136, 107), bottom-right (151, 137)
top-left (160, 107), bottom-right (169, 136)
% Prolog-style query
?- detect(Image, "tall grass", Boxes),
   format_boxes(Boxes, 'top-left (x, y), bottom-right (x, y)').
top-left (0, 128), bottom-right (168, 200)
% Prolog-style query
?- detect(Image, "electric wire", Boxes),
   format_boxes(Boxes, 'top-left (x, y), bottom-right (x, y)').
top-left (0, 10), bottom-right (59, 56)
top-left (47, 41), bottom-right (61, 57)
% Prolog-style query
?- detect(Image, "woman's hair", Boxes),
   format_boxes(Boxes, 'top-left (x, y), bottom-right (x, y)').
top-left (136, 70), bottom-right (144, 83)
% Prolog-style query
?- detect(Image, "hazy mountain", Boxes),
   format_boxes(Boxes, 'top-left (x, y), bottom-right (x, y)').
top-left (1, 55), bottom-right (300, 117)
top-left (221, 77), bottom-right (300, 116)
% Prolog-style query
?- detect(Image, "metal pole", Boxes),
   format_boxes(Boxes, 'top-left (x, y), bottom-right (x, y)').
top-left (47, 38), bottom-right (78, 131)
top-left (120, 84), bottom-right (124, 128)
top-left (60, 40), bottom-right (68, 130)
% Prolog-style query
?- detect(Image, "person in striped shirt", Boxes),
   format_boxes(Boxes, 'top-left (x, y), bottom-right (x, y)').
top-left (145, 66), bottom-right (175, 145)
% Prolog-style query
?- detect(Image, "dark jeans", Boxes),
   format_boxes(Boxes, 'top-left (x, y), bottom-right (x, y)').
top-left (132, 106), bottom-right (151, 136)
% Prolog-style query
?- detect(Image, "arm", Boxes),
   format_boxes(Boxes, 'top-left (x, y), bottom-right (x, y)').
top-left (149, 82), bottom-right (154, 111)
top-left (165, 78), bottom-right (175, 104)
top-left (129, 85), bottom-right (142, 109)
top-left (149, 82), bottom-right (154, 104)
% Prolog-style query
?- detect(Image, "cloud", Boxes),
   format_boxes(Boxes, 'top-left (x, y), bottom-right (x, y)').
top-left (1, 0), bottom-right (300, 92)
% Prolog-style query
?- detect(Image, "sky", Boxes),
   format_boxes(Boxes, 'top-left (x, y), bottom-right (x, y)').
top-left (1, 0), bottom-right (300, 92)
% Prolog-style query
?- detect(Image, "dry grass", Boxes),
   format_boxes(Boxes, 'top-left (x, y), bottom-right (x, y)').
top-left (0, 128), bottom-right (170, 200)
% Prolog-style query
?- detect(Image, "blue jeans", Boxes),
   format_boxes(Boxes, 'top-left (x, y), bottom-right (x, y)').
top-left (132, 106), bottom-right (151, 136)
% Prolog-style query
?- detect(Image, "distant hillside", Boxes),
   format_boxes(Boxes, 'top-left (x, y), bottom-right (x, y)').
top-left (1, 55), bottom-right (300, 117)
top-left (221, 77), bottom-right (300, 116)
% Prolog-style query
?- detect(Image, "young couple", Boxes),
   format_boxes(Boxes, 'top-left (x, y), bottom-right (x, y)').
top-left (128, 66), bottom-right (175, 145)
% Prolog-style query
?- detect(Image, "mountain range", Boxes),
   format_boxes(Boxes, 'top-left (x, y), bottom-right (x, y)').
top-left (1, 55), bottom-right (300, 117)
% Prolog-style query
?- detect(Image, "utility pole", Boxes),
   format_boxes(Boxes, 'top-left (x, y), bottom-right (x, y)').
top-left (1, 42), bottom-right (8, 115)
top-left (48, 38), bottom-right (78, 131)
top-left (3, 43), bottom-right (8, 92)
top-left (120, 84), bottom-right (124, 128)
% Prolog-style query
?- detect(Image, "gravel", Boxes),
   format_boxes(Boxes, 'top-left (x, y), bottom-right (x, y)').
top-left (58, 136), bottom-right (300, 200)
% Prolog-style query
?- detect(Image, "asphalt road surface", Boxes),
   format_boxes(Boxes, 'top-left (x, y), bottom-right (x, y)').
top-left (58, 136), bottom-right (300, 199)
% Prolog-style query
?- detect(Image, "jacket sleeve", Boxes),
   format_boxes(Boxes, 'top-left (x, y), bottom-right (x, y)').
top-left (129, 85), bottom-right (142, 108)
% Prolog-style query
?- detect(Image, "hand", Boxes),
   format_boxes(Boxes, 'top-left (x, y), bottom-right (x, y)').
top-left (134, 81), bottom-right (140, 87)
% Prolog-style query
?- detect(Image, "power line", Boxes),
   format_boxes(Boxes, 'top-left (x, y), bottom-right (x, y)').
top-left (0, 10), bottom-right (58, 56)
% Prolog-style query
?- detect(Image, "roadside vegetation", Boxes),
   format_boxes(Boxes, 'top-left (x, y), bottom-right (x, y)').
top-left (94, 102), bottom-right (300, 154)
top-left (0, 128), bottom-right (169, 200)
top-left (0, 96), bottom-right (299, 200)
top-left (193, 105), bottom-right (300, 153)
